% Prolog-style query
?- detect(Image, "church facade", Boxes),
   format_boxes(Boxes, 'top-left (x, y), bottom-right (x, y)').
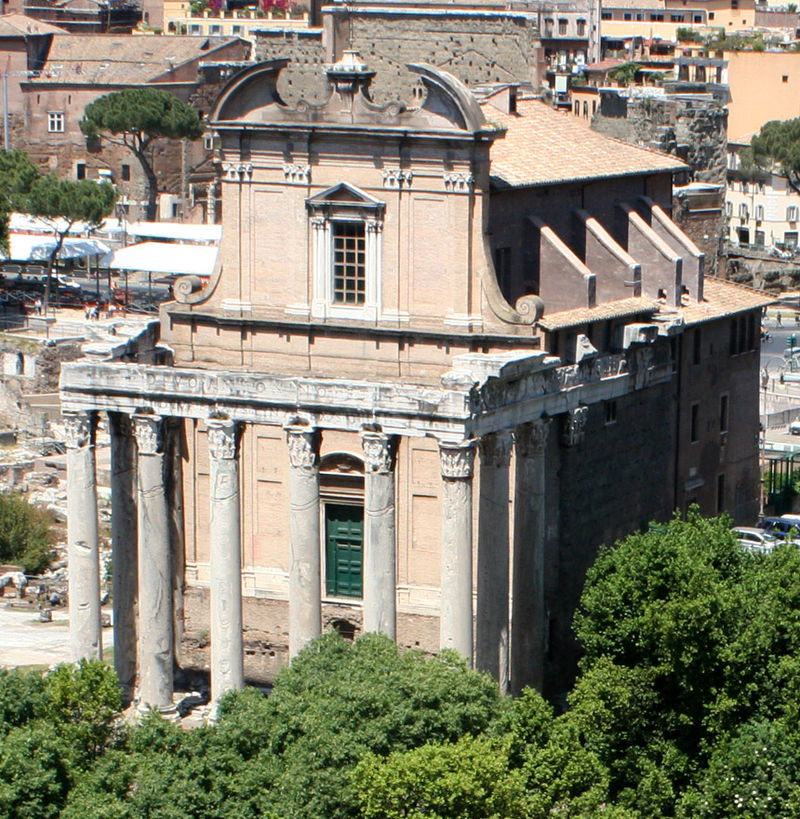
top-left (61, 53), bottom-right (768, 711)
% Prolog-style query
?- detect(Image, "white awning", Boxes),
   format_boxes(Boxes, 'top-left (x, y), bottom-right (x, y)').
top-left (4, 233), bottom-right (111, 261)
top-left (105, 241), bottom-right (218, 277)
top-left (127, 221), bottom-right (222, 244)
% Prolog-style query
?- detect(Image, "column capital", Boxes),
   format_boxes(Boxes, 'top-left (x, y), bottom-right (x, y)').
top-left (516, 418), bottom-right (550, 458)
top-left (133, 413), bottom-right (163, 456)
top-left (285, 424), bottom-right (320, 468)
top-left (361, 428), bottom-right (396, 474)
top-left (207, 418), bottom-right (239, 461)
top-left (438, 439), bottom-right (476, 480)
top-left (64, 411), bottom-right (95, 449)
top-left (479, 431), bottom-right (513, 469)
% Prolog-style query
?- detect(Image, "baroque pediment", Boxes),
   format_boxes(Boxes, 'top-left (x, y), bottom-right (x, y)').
top-left (211, 52), bottom-right (492, 136)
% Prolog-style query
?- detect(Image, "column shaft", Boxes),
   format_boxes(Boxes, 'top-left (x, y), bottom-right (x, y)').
top-left (511, 420), bottom-right (549, 695)
top-left (134, 414), bottom-right (174, 711)
top-left (65, 412), bottom-right (101, 662)
top-left (286, 424), bottom-right (321, 658)
top-left (476, 432), bottom-right (512, 691)
top-left (362, 430), bottom-right (397, 638)
top-left (109, 412), bottom-right (137, 698)
top-left (208, 419), bottom-right (244, 701)
top-left (439, 440), bottom-right (476, 661)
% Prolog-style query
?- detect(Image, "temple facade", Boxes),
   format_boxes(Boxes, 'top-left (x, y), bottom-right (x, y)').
top-left (61, 53), bottom-right (768, 712)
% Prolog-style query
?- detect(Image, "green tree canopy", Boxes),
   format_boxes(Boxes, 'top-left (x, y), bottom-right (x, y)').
top-left (0, 491), bottom-right (56, 573)
top-left (751, 117), bottom-right (800, 194)
top-left (80, 88), bottom-right (205, 220)
top-left (0, 150), bottom-right (40, 252)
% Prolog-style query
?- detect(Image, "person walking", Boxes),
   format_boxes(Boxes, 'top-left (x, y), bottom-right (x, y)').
top-left (777, 310), bottom-right (783, 327)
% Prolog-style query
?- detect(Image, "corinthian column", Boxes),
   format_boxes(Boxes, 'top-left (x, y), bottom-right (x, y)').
top-left (361, 428), bottom-right (397, 638)
top-left (511, 419), bottom-right (549, 695)
top-left (133, 413), bottom-right (174, 713)
top-left (108, 411), bottom-right (137, 701)
top-left (438, 439), bottom-right (476, 661)
top-left (476, 431), bottom-right (512, 692)
top-left (207, 418), bottom-right (244, 703)
top-left (65, 410), bottom-right (101, 662)
top-left (285, 423), bottom-right (321, 658)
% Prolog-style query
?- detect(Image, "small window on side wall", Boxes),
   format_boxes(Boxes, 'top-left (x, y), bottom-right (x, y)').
top-left (121, 164), bottom-right (130, 181)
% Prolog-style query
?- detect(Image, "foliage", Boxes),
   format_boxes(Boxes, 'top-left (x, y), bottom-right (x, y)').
top-left (676, 27), bottom-right (703, 43)
top-left (608, 62), bottom-right (639, 87)
top-left (751, 117), bottom-right (800, 195)
top-left (0, 491), bottom-right (56, 573)
top-left (353, 736), bottom-right (528, 819)
top-left (677, 720), bottom-right (800, 817)
top-left (260, 631), bottom-right (504, 818)
top-left (0, 150), bottom-right (39, 252)
top-left (0, 667), bottom-right (46, 738)
top-left (80, 89), bottom-right (204, 220)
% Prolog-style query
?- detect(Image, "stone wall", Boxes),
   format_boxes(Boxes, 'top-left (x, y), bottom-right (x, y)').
top-left (253, 9), bottom-right (542, 106)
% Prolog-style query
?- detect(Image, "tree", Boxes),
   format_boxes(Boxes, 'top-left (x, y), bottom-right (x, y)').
top-left (0, 491), bottom-right (56, 573)
top-left (751, 117), bottom-right (800, 194)
top-left (80, 88), bottom-right (205, 221)
top-left (0, 150), bottom-right (39, 252)
top-left (24, 175), bottom-right (117, 309)
top-left (353, 737), bottom-right (528, 819)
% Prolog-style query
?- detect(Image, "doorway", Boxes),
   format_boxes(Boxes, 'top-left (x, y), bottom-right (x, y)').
top-left (324, 502), bottom-right (363, 599)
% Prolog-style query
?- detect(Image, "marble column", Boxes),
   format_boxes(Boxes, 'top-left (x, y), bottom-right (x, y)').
top-left (208, 418), bottom-right (244, 703)
top-left (133, 413), bottom-right (174, 713)
top-left (511, 419), bottom-right (549, 695)
top-left (65, 410), bottom-right (102, 662)
top-left (438, 439), bottom-right (476, 661)
top-left (286, 423), bottom-right (321, 658)
top-left (109, 412), bottom-right (137, 700)
top-left (361, 428), bottom-right (397, 638)
top-left (476, 431), bottom-right (512, 692)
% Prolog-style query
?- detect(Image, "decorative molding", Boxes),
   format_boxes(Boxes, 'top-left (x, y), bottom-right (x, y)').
top-left (221, 162), bottom-right (253, 182)
top-left (438, 439), bottom-right (476, 479)
top-left (310, 215), bottom-right (327, 230)
top-left (285, 424), bottom-right (320, 468)
top-left (443, 171), bottom-right (474, 192)
top-left (562, 406), bottom-right (589, 447)
top-left (133, 413), bottom-right (163, 456)
top-left (361, 429), bottom-right (396, 474)
top-left (207, 418), bottom-right (238, 461)
top-left (381, 169), bottom-right (413, 189)
top-left (515, 418), bottom-right (550, 458)
top-left (283, 163), bottom-right (311, 184)
top-left (365, 219), bottom-right (384, 233)
top-left (479, 430), bottom-right (513, 469)
top-left (64, 411), bottom-right (94, 449)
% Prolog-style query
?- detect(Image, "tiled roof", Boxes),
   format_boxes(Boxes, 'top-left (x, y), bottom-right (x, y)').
top-left (584, 58), bottom-right (624, 72)
top-left (679, 278), bottom-right (774, 325)
top-left (538, 298), bottom-right (658, 330)
top-left (604, 0), bottom-right (665, 8)
top-left (486, 97), bottom-right (687, 188)
top-left (30, 34), bottom-right (239, 85)
top-left (0, 13), bottom-right (65, 36)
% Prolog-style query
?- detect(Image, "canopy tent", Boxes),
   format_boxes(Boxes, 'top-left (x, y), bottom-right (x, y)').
top-left (127, 221), bottom-right (222, 244)
top-left (3, 233), bottom-right (111, 262)
top-left (104, 241), bottom-right (218, 277)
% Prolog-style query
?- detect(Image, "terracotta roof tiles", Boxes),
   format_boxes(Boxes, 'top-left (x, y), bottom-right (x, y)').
top-left (485, 97), bottom-right (687, 188)
top-left (30, 34), bottom-right (240, 85)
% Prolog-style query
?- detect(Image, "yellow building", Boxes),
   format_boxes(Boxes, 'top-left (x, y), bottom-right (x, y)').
top-left (163, 1), bottom-right (310, 37)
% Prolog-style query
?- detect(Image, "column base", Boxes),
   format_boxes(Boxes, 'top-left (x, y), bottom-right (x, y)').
top-left (135, 700), bottom-right (182, 724)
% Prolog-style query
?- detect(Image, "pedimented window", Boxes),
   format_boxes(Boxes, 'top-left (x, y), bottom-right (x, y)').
top-left (307, 183), bottom-right (384, 320)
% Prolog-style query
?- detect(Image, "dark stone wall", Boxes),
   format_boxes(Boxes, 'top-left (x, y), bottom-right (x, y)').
top-left (545, 373), bottom-right (677, 698)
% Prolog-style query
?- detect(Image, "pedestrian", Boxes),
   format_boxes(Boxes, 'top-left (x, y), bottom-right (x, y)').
top-left (777, 310), bottom-right (783, 327)
top-left (33, 296), bottom-right (42, 315)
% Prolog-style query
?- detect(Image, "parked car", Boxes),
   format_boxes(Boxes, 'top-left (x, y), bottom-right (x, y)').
top-left (732, 526), bottom-right (778, 553)
top-left (758, 516), bottom-right (800, 540)
top-left (790, 417), bottom-right (800, 435)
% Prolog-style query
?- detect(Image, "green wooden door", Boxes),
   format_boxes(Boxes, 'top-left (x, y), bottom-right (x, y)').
top-left (325, 503), bottom-right (363, 599)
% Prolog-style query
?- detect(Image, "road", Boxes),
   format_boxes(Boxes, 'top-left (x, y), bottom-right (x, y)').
top-left (0, 605), bottom-right (73, 668)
